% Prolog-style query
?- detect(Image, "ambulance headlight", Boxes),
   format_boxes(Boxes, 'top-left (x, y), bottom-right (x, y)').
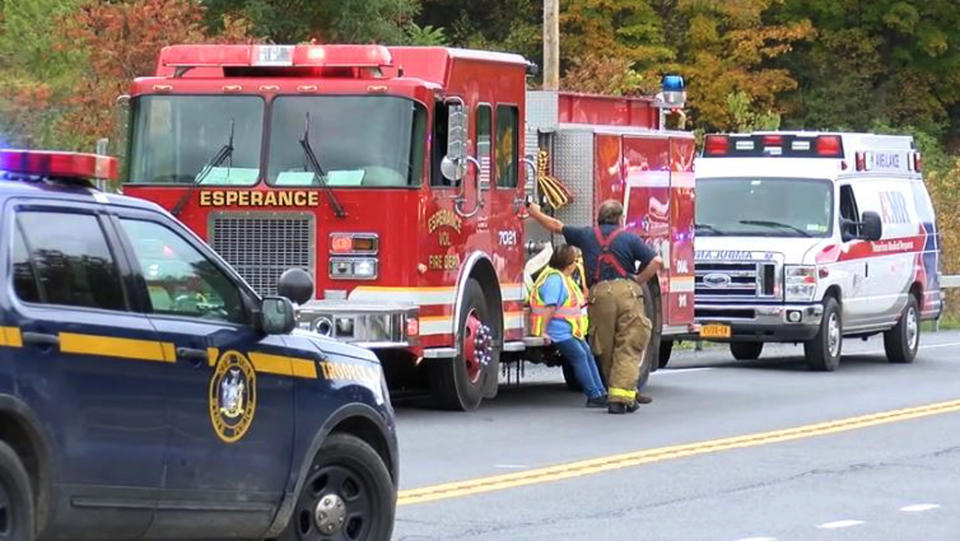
top-left (784, 265), bottom-right (817, 302)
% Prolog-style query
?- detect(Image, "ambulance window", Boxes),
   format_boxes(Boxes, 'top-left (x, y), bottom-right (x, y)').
top-left (476, 105), bottom-right (492, 186)
top-left (14, 212), bottom-right (125, 311)
top-left (120, 219), bottom-right (246, 325)
top-left (496, 105), bottom-right (519, 188)
top-left (431, 101), bottom-right (455, 187)
top-left (839, 185), bottom-right (860, 240)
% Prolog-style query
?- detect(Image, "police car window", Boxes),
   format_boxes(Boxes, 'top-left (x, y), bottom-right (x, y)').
top-left (13, 212), bottom-right (125, 311)
top-left (119, 219), bottom-right (246, 324)
top-left (496, 105), bottom-right (519, 188)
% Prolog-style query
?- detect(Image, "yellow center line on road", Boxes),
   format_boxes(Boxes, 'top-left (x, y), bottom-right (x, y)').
top-left (397, 398), bottom-right (960, 506)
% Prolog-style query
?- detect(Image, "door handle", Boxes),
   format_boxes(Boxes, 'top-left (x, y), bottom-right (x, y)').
top-left (21, 332), bottom-right (60, 348)
top-left (176, 347), bottom-right (209, 367)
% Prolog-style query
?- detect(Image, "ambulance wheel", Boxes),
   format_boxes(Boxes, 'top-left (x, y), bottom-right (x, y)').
top-left (730, 342), bottom-right (764, 361)
top-left (658, 340), bottom-right (673, 369)
top-left (281, 433), bottom-right (394, 541)
top-left (884, 295), bottom-right (920, 364)
top-left (805, 296), bottom-right (842, 371)
top-left (0, 440), bottom-right (33, 541)
top-left (429, 279), bottom-right (498, 411)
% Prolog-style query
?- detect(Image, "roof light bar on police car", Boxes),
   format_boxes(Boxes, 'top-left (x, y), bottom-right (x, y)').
top-left (0, 149), bottom-right (118, 182)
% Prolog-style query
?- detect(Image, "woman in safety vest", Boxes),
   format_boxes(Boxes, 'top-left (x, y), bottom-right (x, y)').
top-left (530, 245), bottom-right (607, 407)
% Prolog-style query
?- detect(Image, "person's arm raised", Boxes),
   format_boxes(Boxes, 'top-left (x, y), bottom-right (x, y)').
top-left (526, 202), bottom-right (565, 234)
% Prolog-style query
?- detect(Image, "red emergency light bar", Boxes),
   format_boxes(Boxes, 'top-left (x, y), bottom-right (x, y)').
top-left (160, 44), bottom-right (394, 69)
top-left (0, 149), bottom-right (117, 181)
top-left (703, 134), bottom-right (844, 159)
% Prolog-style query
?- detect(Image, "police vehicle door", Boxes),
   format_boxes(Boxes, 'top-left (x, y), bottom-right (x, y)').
top-left (4, 203), bottom-right (167, 537)
top-left (113, 212), bottom-right (294, 536)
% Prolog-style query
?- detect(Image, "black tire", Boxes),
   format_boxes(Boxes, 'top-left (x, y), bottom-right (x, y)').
top-left (0, 440), bottom-right (34, 541)
top-left (637, 279), bottom-right (662, 389)
top-left (805, 296), bottom-right (842, 371)
top-left (428, 279), bottom-right (498, 410)
top-left (730, 342), bottom-right (764, 361)
top-left (658, 340), bottom-right (673, 369)
top-left (280, 433), bottom-right (394, 541)
top-left (561, 361), bottom-right (583, 392)
top-left (884, 295), bottom-right (920, 364)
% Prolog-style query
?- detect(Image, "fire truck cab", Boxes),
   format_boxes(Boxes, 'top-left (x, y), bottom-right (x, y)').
top-left (122, 44), bottom-right (695, 410)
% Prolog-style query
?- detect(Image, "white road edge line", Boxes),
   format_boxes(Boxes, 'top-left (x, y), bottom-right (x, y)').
top-left (858, 341), bottom-right (960, 357)
top-left (900, 503), bottom-right (941, 512)
top-left (658, 367), bottom-right (715, 375)
top-left (817, 520), bottom-right (864, 529)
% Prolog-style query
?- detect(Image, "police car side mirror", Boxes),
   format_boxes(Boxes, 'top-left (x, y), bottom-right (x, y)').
top-left (278, 268), bottom-right (314, 305)
top-left (260, 296), bottom-right (297, 335)
top-left (860, 211), bottom-right (883, 242)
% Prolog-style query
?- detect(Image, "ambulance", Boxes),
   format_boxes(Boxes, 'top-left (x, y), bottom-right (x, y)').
top-left (684, 132), bottom-right (941, 371)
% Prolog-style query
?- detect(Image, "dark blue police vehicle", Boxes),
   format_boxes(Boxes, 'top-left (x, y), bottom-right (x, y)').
top-left (0, 150), bottom-right (397, 540)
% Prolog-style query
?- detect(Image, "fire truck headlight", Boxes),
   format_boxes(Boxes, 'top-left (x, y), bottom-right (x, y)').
top-left (329, 257), bottom-right (378, 280)
top-left (784, 265), bottom-right (817, 302)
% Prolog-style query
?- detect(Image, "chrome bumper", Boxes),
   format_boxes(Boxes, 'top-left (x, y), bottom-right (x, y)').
top-left (296, 300), bottom-right (417, 349)
top-left (696, 302), bottom-right (823, 327)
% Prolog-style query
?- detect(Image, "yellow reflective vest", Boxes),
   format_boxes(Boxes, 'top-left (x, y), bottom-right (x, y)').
top-left (529, 268), bottom-right (588, 340)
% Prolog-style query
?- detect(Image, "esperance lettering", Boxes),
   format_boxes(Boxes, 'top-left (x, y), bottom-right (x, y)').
top-left (198, 190), bottom-right (321, 207)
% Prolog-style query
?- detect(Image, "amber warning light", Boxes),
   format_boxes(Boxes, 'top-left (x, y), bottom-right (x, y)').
top-left (0, 149), bottom-right (118, 181)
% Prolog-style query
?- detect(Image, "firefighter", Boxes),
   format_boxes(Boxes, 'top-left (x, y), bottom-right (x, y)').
top-left (527, 199), bottom-right (662, 414)
top-left (529, 244), bottom-right (607, 407)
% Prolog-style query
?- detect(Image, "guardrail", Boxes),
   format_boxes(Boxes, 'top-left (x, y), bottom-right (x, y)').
top-left (942, 275), bottom-right (960, 289)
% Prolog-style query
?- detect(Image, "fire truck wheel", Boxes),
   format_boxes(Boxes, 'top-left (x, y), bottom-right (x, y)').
top-left (730, 342), bottom-right (764, 361)
top-left (279, 433), bottom-right (394, 541)
top-left (637, 279), bottom-right (662, 390)
top-left (805, 296), bottom-right (842, 371)
top-left (429, 279), bottom-right (496, 411)
top-left (0, 439), bottom-right (34, 541)
top-left (884, 294), bottom-right (920, 364)
top-left (658, 340), bottom-right (673, 369)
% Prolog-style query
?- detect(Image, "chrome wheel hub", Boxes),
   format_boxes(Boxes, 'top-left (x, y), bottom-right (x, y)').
top-left (314, 494), bottom-right (346, 536)
top-left (906, 307), bottom-right (919, 351)
top-left (827, 313), bottom-right (841, 358)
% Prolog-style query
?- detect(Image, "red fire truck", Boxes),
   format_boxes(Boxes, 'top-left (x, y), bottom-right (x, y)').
top-left (122, 44), bottom-right (696, 410)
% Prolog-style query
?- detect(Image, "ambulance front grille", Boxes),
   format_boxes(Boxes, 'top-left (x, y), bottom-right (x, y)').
top-left (695, 261), bottom-right (778, 300)
top-left (209, 212), bottom-right (315, 296)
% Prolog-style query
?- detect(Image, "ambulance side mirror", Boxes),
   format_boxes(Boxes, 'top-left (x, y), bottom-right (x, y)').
top-left (441, 98), bottom-right (469, 181)
top-left (860, 211), bottom-right (883, 241)
top-left (259, 296), bottom-right (297, 335)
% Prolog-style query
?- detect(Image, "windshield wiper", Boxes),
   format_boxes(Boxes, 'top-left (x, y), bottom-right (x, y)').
top-left (739, 219), bottom-right (812, 237)
top-left (299, 113), bottom-right (346, 219)
top-left (695, 223), bottom-right (726, 235)
top-left (171, 119), bottom-right (235, 217)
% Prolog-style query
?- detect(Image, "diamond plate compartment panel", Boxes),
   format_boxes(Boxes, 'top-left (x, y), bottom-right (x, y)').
top-left (553, 129), bottom-right (596, 229)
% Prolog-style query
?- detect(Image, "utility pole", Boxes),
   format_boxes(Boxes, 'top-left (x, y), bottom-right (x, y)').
top-left (543, 0), bottom-right (559, 90)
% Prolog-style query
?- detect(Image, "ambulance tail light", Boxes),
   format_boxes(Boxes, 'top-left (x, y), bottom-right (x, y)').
top-left (704, 135), bottom-right (728, 156)
top-left (815, 136), bottom-right (842, 157)
top-left (855, 151), bottom-right (867, 171)
top-left (914, 152), bottom-right (923, 172)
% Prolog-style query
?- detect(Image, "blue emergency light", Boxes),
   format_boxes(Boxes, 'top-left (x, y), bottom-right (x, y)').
top-left (662, 75), bottom-right (685, 92)
top-left (661, 75), bottom-right (686, 108)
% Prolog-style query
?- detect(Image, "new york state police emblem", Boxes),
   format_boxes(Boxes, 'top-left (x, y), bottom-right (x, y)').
top-left (209, 350), bottom-right (257, 443)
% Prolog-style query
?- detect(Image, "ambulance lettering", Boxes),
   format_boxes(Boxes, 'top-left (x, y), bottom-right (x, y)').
top-left (879, 191), bottom-right (909, 224)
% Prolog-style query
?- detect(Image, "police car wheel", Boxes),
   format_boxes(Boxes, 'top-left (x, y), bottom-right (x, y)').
top-left (0, 440), bottom-right (33, 541)
top-left (805, 296), bottom-right (842, 371)
top-left (283, 434), bottom-right (394, 541)
top-left (884, 295), bottom-right (920, 364)
top-left (429, 279), bottom-right (496, 411)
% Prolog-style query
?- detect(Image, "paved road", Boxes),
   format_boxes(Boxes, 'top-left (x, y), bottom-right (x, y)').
top-left (391, 331), bottom-right (960, 540)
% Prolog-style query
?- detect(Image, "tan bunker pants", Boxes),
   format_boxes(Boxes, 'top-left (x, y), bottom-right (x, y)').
top-left (587, 279), bottom-right (652, 404)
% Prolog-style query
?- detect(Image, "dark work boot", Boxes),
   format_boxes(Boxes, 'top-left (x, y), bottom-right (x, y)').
top-left (608, 402), bottom-right (639, 414)
top-left (636, 394), bottom-right (653, 404)
top-left (585, 395), bottom-right (607, 408)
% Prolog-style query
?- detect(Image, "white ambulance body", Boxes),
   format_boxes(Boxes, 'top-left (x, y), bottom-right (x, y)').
top-left (686, 132), bottom-right (942, 370)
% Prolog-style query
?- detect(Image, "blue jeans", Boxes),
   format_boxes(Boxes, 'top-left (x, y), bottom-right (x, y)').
top-left (554, 338), bottom-right (606, 399)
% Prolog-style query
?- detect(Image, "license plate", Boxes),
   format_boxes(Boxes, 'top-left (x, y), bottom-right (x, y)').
top-left (700, 324), bottom-right (731, 339)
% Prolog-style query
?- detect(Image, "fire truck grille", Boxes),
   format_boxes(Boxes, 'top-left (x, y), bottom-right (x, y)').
top-left (209, 212), bottom-right (314, 296)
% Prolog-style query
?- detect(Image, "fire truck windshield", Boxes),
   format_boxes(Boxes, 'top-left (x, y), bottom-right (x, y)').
top-left (267, 95), bottom-right (426, 188)
top-left (696, 177), bottom-right (834, 237)
top-left (128, 95), bottom-right (263, 185)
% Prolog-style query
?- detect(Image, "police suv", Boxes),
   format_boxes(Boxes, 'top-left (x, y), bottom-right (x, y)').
top-left (0, 150), bottom-right (397, 540)
top-left (686, 132), bottom-right (941, 370)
